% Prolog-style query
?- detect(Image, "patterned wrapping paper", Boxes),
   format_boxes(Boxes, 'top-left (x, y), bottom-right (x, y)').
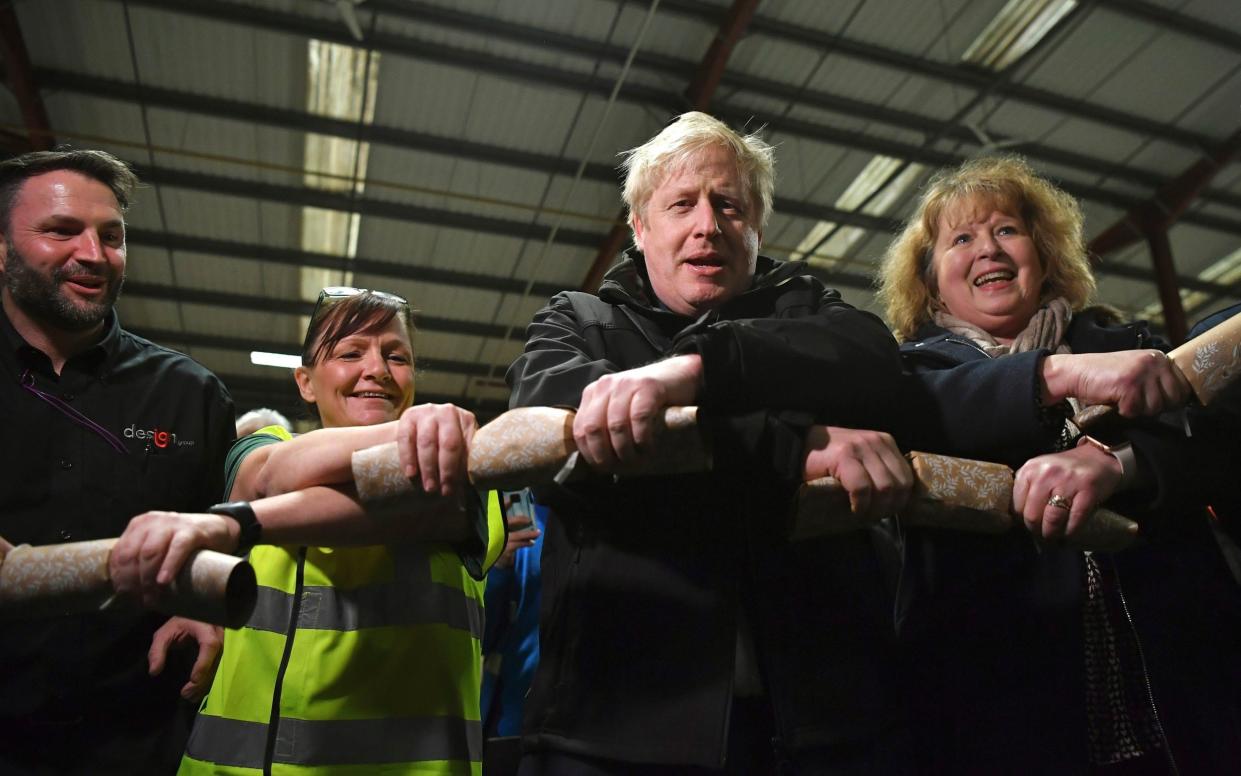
top-left (1174, 310), bottom-right (1241, 406)
top-left (790, 453), bottom-right (1013, 540)
top-left (610, 406), bottom-right (712, 479)
top-left (789, 477), bottom-right (873, 540)
top-left (468, 406), bottom-right (577, 491)
top-left (350, 405), bottom-right (1141, 550)
top-left (903, 452), bottom-right (1014, 534)
top-left (1063, 508), bottom-right (1139, 552)
top-left (789, 451), bottom-right (1138, 550)
top-left (1078, 312), bottom-right (1241, 429)
top-left (352, 440), bottom-right (417, 502)
top-left (0, 538), bottom-right (256, 627)
top-left (355, 408), bottom-right (712, 499)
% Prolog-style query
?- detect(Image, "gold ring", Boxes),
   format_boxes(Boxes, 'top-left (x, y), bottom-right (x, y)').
top-left (1046, 494), bottom-right (1072, 510)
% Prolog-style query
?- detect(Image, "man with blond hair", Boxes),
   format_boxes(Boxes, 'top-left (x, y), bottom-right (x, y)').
top-left (507, 113), bottom-right (914, 774)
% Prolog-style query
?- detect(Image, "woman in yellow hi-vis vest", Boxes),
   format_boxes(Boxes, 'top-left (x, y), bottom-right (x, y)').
top-left (110, 288), bottom-right (505, 775)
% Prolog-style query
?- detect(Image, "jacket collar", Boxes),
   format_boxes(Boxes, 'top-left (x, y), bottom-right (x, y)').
top-left (0, 301), bottom-right (121, 376)
top-left (902, 306), bottom-right (1153, 360)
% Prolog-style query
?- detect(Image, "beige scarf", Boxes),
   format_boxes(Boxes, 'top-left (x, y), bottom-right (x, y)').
top-left (933, 297), bottom-right (1075, 357)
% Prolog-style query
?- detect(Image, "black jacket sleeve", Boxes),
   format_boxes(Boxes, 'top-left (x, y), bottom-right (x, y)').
top-left (506, 292), bottom-right (626, 410)
top-left (672, 285), bottom-right (904, 429)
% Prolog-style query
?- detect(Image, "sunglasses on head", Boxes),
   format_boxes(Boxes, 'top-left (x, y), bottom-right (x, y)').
top-left (302, 286), bottom-right (410, 358)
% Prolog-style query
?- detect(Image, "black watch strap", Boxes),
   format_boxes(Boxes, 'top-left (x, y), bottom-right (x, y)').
top-left (209, 501), bottom-right (262, 555)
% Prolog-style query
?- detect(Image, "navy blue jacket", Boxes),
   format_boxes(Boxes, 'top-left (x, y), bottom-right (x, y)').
top-left (897, 308), bottom-right (1241, 775)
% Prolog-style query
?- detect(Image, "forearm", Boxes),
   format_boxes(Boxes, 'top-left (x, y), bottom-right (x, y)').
top-left (251, 485), bottom-right (474, 546)
top-left (899, 351), bottom-right (1062, 465)
top-left (257, 423), bottom-right (400, 496)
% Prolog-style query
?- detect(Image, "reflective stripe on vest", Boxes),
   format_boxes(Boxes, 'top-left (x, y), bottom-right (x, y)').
top-left (245, 580), bottom-right (482, 638)
top-left (181, 490), bottom-right (502, 774)
top-left (185, 712), bottom-right (483, 768)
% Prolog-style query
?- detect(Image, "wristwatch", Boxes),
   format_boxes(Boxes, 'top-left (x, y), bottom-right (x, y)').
top-left (208, 501), bottom-right (263, 555)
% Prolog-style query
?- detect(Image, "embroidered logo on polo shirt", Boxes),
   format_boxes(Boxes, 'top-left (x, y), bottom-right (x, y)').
top-left (123, 423), bottom-right (197, 448)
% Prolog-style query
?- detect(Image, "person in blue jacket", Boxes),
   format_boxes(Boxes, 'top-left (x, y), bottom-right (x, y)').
top-left (878, 155), bottom-right (1241, 775)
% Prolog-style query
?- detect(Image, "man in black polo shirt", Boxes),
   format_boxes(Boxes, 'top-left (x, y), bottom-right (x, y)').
top-left (0, 149), bottom-right (235, 774)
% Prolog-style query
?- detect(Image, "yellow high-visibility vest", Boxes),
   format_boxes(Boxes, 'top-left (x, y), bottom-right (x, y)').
top-left (179, 427), bottom-right (505, 776)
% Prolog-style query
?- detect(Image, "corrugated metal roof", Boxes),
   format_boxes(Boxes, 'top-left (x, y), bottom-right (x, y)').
top-left (4, 0), bottom-right (1236, 418)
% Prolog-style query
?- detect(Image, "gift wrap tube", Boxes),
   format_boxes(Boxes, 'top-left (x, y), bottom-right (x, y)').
top-left (790, 451), bottom-right (1138, 551)
top-left (1077, 312), bottom-right (1241, 428)
top-left (791, 452), bottom-right (1013, 541)
top-left (0, 538), bottom-right (257, 628)
top-left (351, 404), bottom-right (1141, 551)
top-left (466, 406), bottom-right (579, 491)
top-left (354, 406), bottom-right (712, 499)
top-left (464, 405), bottom-right (709, 491)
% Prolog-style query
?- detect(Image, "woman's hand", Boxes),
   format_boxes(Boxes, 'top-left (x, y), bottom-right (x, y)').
top-left (109, 512), bottom-right (239, 607)
top-left (396, 404), bottom-right (479, 498)
top-left (1042, 350), bottom-right (1190, 416)
top-left (802, 426), bottom-right (913, 519)
top-left (1012, 442), bottom-right (1124, 540)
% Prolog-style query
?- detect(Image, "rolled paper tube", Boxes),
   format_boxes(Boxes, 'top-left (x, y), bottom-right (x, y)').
top-left (467, 406), bottom-right (576, 491)
top-left (0, 539), bottom-right (257, 628)
top-left (1173, 310), bottom-right (1241, 406)
top-left (465, 405), bottom-right (711, 491)
top-left (790, 453), bottom-right (1013, 541)
top-left (1064, 508), bottom-right (1140, 552)
top-left (789, 452), bottom-right (1139, 551)
top-left (353, 440), bottom-right (422, 504)
top-left (610, 406), bottom-right (711, 480)
top-left (1077, 313), bottom-right (1241, 429)
top-left (903, 451), bottom-right (1015, 533)
top-left (789, 477), bottom-right (875, 540)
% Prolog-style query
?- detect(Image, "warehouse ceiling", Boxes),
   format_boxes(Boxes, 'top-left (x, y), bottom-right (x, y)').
top-left (2, 0), bottom-right (1239, 422)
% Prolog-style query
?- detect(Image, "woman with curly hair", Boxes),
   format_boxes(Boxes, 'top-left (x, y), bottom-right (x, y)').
top-left (881, 157), bottom-right (1241, 774)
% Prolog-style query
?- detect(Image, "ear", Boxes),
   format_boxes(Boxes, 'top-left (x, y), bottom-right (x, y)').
top-left (632, 212), bottom-right (646, 252)
top-left (293, 366), bottom-right (316, 405)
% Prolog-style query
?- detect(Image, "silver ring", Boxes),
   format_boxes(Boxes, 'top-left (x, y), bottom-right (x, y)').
top-left (1046, 494), bottom-right (1072, 510)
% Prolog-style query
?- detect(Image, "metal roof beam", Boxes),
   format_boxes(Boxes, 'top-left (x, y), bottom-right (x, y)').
top-left (127, 326), bottom-right (489, 377)
top-left (0, 2), bottom-right (53, 150)
top-left (121, 281), bottom-right (527, 342)
top-left (1090, 128), bottom-right (1241, 257)
top-left (41, 68), bottom-right (903, 234)
top-left (1093, 0), bottom-right (1241, 55)
top-left (123, 166), bottom-right (1233, 296)
top-left (126, 228), bottom-right (568, 300)
top-left (33, 68), bottom-right (621, 183)
top-left (82, 4), bottom-right (1241, 229)
top-left (129, 0), bottom-right (1220, 152)
top-left (112, 1), bottom-right (1241, 212)
top-left (644, 0), bottom-right (1219, 152)
top-left (362, 0), bottom-right (1241, 211)
top-left (130, 164), bottom-right (604, 249)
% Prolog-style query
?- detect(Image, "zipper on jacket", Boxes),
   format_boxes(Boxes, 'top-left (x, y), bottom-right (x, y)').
top-left (1111, 561), bottom-right (1180, 776)
top-left (263, 547), bottom-right (307, 776)
top-left (942, 336), bottom-right (993, 359)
